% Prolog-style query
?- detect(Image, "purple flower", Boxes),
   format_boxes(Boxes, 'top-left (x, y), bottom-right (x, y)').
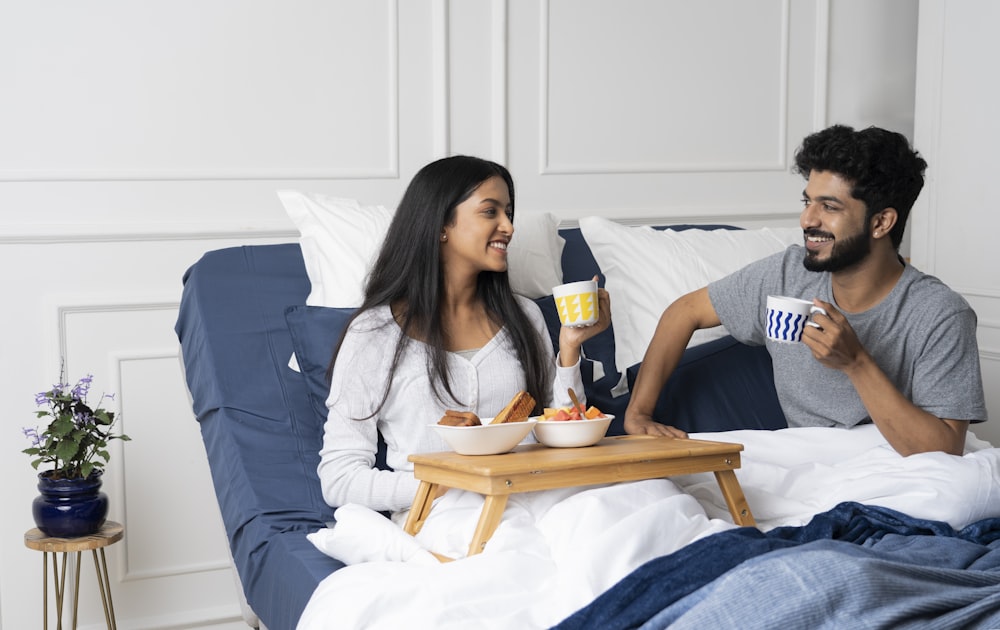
top-left (22, 427), bottom-right (41, 448)
top-left (24, 369), bottom-right (129, 479)
top-left (71, 375), bottom-right (93, 400)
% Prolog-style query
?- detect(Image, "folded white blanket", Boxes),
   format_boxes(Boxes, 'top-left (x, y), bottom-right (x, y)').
top-left (299, 425), bottom-right (1000, 630)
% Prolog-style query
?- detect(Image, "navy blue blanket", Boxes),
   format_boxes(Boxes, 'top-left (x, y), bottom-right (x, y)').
top-left (554, 502), bottom-right (1000, 630)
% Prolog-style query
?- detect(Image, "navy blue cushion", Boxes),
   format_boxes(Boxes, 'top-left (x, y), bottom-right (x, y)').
top-left (177, 244), bottom-right (340, 629)
top-left (284, 305), bottom-right (355, 427)
top-left (284, 305), bottom-right (390, 471)
top-left (626, 335), bottom-right (787, 433)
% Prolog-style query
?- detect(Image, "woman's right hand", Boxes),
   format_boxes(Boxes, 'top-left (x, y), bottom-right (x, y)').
top-left (624, 412), bottom-right (688, 438)
top-left (558, 279), bottom-right (611, 367)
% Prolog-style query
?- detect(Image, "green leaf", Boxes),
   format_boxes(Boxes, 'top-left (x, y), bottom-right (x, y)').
top-left (81, 462), bottom-right (95, 478)
top-left (55, 439), bottom-right (80, 461)
top-left (51, 416), bottom-right (75, 437)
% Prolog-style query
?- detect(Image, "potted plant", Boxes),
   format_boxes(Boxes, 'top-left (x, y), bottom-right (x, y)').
top-left (22, 371), bottom-right (130, 538)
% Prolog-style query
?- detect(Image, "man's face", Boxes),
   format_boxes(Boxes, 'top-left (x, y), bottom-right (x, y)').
top-left (799, 170), bottom-right (871, 273)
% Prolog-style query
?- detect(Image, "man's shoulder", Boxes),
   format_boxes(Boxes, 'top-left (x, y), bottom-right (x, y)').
top-left (898, 264), bottom-right (976, 320)
top-left (902, 264), bottom-right (971, 303)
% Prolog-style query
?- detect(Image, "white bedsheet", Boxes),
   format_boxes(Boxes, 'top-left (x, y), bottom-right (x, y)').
top-left (298, 426), bottom-right (1000, 630)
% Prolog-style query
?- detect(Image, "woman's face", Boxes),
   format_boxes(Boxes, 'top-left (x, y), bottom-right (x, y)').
top-left (440, 175), bottom-right (514, 277)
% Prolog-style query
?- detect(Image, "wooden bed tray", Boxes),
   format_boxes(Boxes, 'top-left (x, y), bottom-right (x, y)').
top-left (403, 435), bottom-right (755, 559)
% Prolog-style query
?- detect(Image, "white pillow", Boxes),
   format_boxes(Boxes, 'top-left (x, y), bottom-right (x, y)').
top-left (578, 216), bottom-right (802, 373)
top-left (279, 190), bottom-right (394, 308)
top-left (506, 212), bottom-right (565, 298)
top-left (280, 189), bottom-right (564, 305)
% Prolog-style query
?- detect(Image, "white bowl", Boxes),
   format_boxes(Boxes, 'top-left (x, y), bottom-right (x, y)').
top-left (430, 419), bottom-right (537, 456)
top-left (532, 415), bottom-right (613, 448)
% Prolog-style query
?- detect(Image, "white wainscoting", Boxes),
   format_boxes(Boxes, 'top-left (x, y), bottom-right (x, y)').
top-left (0, 1), bottom-right (932, 627)
top-left (1, 236), bottom-right (289, 630)
top-left (912, 0), bottom-right (1000, 447)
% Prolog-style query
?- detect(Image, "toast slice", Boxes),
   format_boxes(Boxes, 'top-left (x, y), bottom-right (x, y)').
top-left (438, 410), bottom-right (482, 427)
top-left (492, 391), bottom-right (536, 424)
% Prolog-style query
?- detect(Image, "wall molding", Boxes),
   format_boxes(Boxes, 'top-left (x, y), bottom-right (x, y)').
top-left (554, 207), bottom-right (800, 229)
top-left (490, 0), bottom-right (509, 165)
top-left (0, 224), bottom-right (298, 245)
top-left (2, 203), bottom-right (802, 244)
top-left (106, 351), bottom-right (232, 583)
top-left (812, 0), bottom-right (830, 128)
top-left (538, 0), bottom-right (797, 175)
top-left (57, 302), bottom-right (180, 363)
top-left (910, 0), bottom-right (947, 274)
top-left (433, 0), bottom-right (508, 161)
top-left (0, 0), bottom-right (401, 183)
top-left (53, 305), bottom-right (235, 582)
top-left (111, 604), bottom-right (243, 630)
top-left (0, 166), bottom-right (400, 183)
top-left (431, 0), bottom-right (451, 156)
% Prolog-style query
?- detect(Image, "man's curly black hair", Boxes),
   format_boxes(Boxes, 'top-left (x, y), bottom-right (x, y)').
top-left (793, 124), bottom-right (927, 250)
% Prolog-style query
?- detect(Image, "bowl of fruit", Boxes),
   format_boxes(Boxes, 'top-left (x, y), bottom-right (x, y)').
top-left (532, 404), bottom-right (613, 448)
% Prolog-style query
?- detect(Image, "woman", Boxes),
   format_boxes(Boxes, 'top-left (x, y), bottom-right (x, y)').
top-left (317, 156), bottom-right (610, 516)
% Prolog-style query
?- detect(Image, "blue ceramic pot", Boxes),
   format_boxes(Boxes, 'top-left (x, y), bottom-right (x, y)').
top-left (32, 471), bottom-right (109, 538)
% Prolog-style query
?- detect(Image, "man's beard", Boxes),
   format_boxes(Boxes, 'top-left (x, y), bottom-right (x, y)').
top-left (803, 227), bottom-right (871, 272)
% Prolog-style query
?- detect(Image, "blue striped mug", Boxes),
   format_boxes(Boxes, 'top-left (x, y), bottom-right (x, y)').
top-left (765, 296), bottom-right (824, 343)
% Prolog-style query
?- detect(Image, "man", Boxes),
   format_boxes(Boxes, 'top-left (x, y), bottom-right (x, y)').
top-left (625, 125), bottom-right (986, 455)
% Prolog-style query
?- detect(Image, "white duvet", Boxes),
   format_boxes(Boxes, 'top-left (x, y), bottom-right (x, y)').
top-left (298, 426), bottom-right (1000, 630)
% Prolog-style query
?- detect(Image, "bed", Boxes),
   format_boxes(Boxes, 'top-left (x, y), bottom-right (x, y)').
top-left (176, 214), bottom-right (1000, 629)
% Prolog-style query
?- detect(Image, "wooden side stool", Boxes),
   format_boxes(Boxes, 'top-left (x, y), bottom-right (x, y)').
top-left (24, 521), bottom-right (124, 630)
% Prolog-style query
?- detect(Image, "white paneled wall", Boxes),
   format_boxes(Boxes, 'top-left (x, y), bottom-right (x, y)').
top-left (911, 0), bottom-right (1000, 446)
top-left (2, 1), bottom-right (970, 628)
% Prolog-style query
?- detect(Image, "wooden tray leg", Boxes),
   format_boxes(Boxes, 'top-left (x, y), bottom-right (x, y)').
top-left (467, 494), bottom-right (510, 557)
top-left (714, 470), bottom-right (756, 526)
top-left (403, 481), bottom-right (437, 536)
top-left (403, 483), bottom-right (458, 563)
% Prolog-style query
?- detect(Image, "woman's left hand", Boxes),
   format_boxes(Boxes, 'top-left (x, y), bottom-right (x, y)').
top-left (558, 277), bottom-right (611, 366)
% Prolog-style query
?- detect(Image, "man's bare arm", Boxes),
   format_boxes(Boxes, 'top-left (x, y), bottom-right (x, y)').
top-left (624, 288), bottom-right (721, 437)
top-left (804, 299), bottom-right (968, 455)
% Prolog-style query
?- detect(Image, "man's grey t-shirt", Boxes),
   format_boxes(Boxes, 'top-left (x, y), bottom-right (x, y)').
top-left (707, 245), bottom-right (987, 429)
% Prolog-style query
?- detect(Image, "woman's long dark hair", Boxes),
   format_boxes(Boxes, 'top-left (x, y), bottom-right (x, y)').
top-left (328, 155), bottom-right (552, 417)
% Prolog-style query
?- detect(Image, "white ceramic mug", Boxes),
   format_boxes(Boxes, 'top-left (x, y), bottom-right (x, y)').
top-left (765, 295), bottom-right (825, 343)
top-left (552, 280), bottom-right (599, 327)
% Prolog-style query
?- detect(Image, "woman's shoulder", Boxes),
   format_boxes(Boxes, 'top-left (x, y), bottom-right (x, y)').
top-left (346, 304), bottom-right (397, 335)
top-left (513, 294), bottom-right (544, 321)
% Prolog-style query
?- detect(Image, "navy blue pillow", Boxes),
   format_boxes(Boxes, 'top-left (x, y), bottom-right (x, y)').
top-left (285, 304), bottom-right (390, 471)
top-left (625, 335), bottom-right (787, 433)
top-left (284, 305), bottom-right (356, 426)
